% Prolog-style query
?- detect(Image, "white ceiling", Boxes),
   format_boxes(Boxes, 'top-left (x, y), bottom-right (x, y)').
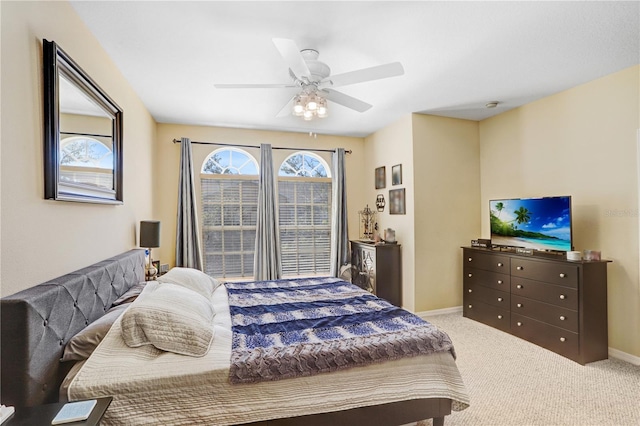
top-left (70, 1), bottom-right (639, 138)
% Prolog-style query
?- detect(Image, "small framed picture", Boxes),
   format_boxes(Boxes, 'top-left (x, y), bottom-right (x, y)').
top-left (152, 260), bottom-right (160, 271)
top-left (389, 188), bottom-right (406, 215)
top-left (392, 164), bottom-right (402, 185)
top-left (375, 166), bottom-right (386, 189)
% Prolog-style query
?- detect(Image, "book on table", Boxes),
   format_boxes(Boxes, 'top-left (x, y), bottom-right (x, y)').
top-left (51, 400), bottom-right (97, 425)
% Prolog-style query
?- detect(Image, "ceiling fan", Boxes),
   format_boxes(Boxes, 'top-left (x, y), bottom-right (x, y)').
top-left (214, 38), bottom-right (404, 119)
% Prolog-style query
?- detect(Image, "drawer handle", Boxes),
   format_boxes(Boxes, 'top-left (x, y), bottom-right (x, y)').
top-left (497, 262), bottom-right (503, 267)
top-left (559, 316), bottom-right (566, 321)
top-left (516, 266), bottom-right (524, 270)
top-left (468, 289), bottom-right (473, 293)
top-left (516, 284), bottom-right (523, 289)
top-left (497, 315), bottom-right (503, 319)
top-left (559, 273), bottom-right (566, 278)
top-left (559, 294), bottom-right (566, 300)
top-left (468, 273), bottom-right (473, 278)
top-left (497, 280), bottom-right (503, 284)
top-left (560, 337), bottom-right (566, 342)
top-left (468, 304), bottom-right (473, 308)
top-left (468, 257), bottom-right (472, 262)
top-left (517, 321), bottom-right (522, 326)
top-left (516, 303), bottom-right (522, 308)
top-left (497, 297), bottom-right (503, 302)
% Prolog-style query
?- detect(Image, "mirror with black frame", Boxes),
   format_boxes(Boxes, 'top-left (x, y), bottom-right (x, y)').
top-left (43, 39), bottom-right (123, 204)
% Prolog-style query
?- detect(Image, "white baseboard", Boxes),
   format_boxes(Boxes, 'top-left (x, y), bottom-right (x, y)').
top-left (415, 305), bottom-right (463, 318)
top-left (609, 347), bottom-right (640, 365)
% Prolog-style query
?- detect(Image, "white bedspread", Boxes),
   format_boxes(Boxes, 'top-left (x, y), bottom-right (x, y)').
top-left (68, 284), bottom-right (469, 425)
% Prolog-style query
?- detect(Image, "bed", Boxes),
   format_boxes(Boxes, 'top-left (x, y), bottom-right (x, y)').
top-left (1, 250), bottom-right (469, 425)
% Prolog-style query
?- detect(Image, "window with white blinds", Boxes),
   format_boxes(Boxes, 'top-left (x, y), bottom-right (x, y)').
top-left (201, 148), bottom-right (258, 279)
top-left (278, 153), bottom-right (332, 277)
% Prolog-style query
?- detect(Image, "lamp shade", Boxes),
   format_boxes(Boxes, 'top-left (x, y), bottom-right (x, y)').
top-left (140, 220), bottom-right (161, 248)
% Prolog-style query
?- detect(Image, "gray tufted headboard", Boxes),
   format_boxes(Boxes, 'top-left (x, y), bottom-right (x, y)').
top-left (1, 249), bottom-right (145, 407)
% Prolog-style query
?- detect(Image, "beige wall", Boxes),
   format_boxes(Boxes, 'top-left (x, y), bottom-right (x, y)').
top-left (412, 114), bottom-right (480, 312)
top-left (0, 1), bottom-right (156, 296)
top-left (153, 123), bottom-right (365, 269)
top-left (364, 115), bottom-right (416, 310)
top-left (364, 115), bottom-right (480, 312)
top-left (479, 65), bottom-right (640, 358)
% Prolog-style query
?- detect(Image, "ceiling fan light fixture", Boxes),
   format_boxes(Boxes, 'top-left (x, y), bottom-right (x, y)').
top-left (292, 88), bottom-right (328, 120)
top-left (317, 98), bottom-right (328, 117)
top-left (293, 96), bottom-right (304, 115)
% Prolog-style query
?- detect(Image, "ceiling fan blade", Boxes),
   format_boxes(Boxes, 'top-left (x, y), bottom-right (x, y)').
top-left (322, 62), bottom-right (404, 88)
top-left (272, 38), bottom-right (311, 80)
top-left (321, 89), bottom-right (372, 113)
top-left (276, 96), bottom-right (295, 118)
top-left (214, 83), bottom-right (297, 89)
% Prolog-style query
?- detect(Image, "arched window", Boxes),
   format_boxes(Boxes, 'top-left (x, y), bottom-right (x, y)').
top-left (278, 152), bottom-right (332, 277)
top-left (202, 147), bottom-right (258, 175)
top-left (201, 148), bottom-right (259, 279)
top-left (279, 152), bottom-right (331, 178)
top-left (59, 136), bottom-right (114, 191)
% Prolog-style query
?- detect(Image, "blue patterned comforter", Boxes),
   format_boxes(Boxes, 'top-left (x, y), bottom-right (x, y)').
top-left (225, 277), bottom-right (455, 384)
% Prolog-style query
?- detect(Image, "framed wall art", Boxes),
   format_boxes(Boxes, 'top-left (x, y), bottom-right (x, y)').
top-left (375, 166), bottom-right (386, 189)
top-left (392, 164), bottom-right (402, 185)
top-left (389, 188), bottom-right (406, 215)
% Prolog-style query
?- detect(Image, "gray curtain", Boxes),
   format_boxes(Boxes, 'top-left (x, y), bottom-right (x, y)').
top-left (253, 143), bottom-right (282, 280)
top-left (330, 148), bottom-right (350, 277)
top-left (176, 137), bottom-right (203, 270)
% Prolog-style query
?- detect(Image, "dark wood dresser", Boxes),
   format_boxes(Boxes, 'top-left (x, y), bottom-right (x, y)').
top-left (462, 246), bottom-right (610, 364)
top-left (351, 240), bottom-right (402, 306)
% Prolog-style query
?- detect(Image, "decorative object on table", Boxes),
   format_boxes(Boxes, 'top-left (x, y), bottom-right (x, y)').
top-left (583, 250), bottom-right (601, 261)
top-left (384, 228), bottom-right (396, 243)
top-left (389, 188), bottom-right (406, 214)
top-left (358, 205), bottom-right (376, 240)
top-left (375, 194), bottom-right (386, 212)
top-left (392, 164), bottom-right (402, 185)
top-left (566, 251), bottom-right (582, 261)
top-left (140, 220), bottom-right (161, 280)
top-left (375, 166), bottom-right (386, 189)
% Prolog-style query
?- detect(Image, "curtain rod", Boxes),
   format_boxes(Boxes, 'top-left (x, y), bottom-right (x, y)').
top-left (172, 138), bottom-right (352, 154)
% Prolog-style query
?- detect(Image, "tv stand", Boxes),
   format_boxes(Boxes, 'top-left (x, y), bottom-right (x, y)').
top-left (462, 246), bottom-right (610, 364)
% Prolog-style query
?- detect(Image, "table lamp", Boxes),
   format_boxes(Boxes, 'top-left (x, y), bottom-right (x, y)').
top-left (140, 220), bottom-right (161, 280)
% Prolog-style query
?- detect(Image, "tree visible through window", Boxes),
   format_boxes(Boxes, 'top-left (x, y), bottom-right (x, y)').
top-left (279, 152), bottom-right (332, 277)
top-left (201, 148), bottom-right (258, 279)
top-left (59, 136), bottom-right (114, 190)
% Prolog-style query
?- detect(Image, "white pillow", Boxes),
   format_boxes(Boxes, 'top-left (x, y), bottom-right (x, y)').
top-left (157, 267), bottom-right (220, 299)
top-left (120, 283), bottom-right (215, 357)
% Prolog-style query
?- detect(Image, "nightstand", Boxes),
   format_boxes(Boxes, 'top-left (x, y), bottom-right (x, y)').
top-left (6, 397), bottom-right (112, 426)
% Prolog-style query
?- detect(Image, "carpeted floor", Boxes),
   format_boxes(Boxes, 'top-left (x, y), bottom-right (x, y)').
top-left (414, 313), bottom-right (640, 426)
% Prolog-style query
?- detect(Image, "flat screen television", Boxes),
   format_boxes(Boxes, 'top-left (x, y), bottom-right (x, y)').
top-left (490, 196), bottom-right (573, 252)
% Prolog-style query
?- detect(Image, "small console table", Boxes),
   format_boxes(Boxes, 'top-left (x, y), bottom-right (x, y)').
top-left (462, 246), bottom-right (610, 364)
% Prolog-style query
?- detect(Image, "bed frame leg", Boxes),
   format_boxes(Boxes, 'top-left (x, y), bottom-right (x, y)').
top-left (432, 416), bottom-right (445, 426)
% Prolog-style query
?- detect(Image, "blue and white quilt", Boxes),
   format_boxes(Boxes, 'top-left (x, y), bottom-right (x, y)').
top-left (225, 277), bottom-right (455, 384)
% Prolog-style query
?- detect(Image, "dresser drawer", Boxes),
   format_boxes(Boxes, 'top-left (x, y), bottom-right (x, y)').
top-left (510, 277), bottom-right (578, 310)
top-left (463, 267), bottom-right (510, 291)
top-left (511, 258), bottom-right (578, 288)
top-left (511, 313), bottom-right (579, 361)
top-left (511, 295), bottom-right (578, 332)
top-left (464, 282), bottom-right (510, 309)
top-left (464, 299), bottom-right (510, 332)
top-left (463, 250), bottom-right (510, 274)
